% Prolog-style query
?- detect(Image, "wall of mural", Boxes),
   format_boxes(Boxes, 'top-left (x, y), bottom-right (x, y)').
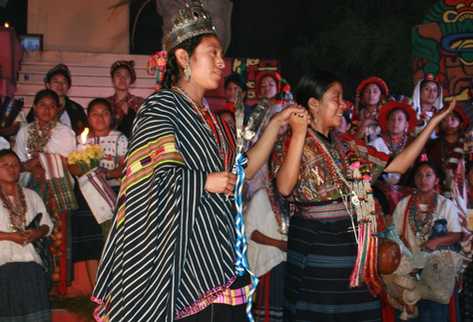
top-left (412, 0), bottom-right (473, 101)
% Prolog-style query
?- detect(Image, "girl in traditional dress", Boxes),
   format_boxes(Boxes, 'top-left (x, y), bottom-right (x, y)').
top-left (272, 69), bottom-right (455, 322)
top-left (92, 2), bottom-right (302, 321)
top-left (245, 73), bottom-right (293, 322)
top-left (369, 101), bottom-right (417, 214)
top-left (0, 149), bottom-right (54, 322)
top-left (106, 60), bottom-right (145, 138)
top-left (14, 89), bottom-right (77, 295)
top-left (70, 98), bottom-right (127, 289)
top-left (425, 105), bottom-right (469, 203)
top-left (353, 76), bottom-right (390, 142)
top-left (391, 161), bottom-right (462, 322)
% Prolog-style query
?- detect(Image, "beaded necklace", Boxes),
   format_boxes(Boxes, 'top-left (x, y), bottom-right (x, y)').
top-left (383, 133), bottom-right (407, 155)
top-left (0, 185), bottom-right (27, 232)
top-left (26, 121), bottom-right (56, 156)
top-left (407, 192), bottom-right (437, 246)
top-left (306, 128), bottom-right (347, 193)
top-left (173, 87), bottom-right (232, 171)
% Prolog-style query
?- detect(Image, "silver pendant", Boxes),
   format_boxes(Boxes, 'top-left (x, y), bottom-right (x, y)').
top-left (351, 192), bottom-right (360, 207)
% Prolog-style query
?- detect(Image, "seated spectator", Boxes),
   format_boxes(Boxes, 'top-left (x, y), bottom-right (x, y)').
top-left (70, 98), bottom-right (128, 287)
top-left (106, 60), bottom-right (145, 138)
top-left (425, 105), bottom-right (469, 202)
top-left (14, 89), bottom-right (77, 295)
top-left (26, 64), bottom-right (87, 136)
top-left (369, 101), bottom-right (417, 213)
top-left (353, 76), bottom-right (390, 142)
top-left (14, 89), bottom-right (76, 190)
top-left (0, 149), bottom-right (54, 322)
top-left (389, 161), bottom-right (462, 322)
top-left (412, 75), bottom-right (443, 136)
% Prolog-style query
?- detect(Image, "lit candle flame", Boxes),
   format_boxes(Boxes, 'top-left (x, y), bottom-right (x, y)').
top-left (80, 128), bottom-right (89, 145)
top-left (4, 22), bottom-right (10, 29)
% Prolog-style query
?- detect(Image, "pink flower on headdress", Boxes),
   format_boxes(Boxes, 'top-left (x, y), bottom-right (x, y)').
top-left (420, 153), bottom-right (428, 162)
top-left (350, 161), bottom-right (361, 170)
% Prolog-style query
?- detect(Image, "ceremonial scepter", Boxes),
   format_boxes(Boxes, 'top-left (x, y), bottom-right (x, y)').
top-left (233, 94), bottom-right (270, 322)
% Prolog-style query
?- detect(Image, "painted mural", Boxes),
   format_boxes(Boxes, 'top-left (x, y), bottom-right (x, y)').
top-left (412, 0), bottom-right (473, 101)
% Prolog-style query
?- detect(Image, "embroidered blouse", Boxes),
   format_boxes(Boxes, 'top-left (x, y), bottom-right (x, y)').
top-left (271, 130), bottom-right (389, 204)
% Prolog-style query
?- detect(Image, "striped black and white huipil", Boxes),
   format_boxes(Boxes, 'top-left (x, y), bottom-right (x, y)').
top-left (92, 89), bottom-right (238, 321)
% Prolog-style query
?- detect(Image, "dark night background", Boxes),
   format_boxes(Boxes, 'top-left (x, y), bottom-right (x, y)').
top-left (1, 0), bottom-right (436, 98)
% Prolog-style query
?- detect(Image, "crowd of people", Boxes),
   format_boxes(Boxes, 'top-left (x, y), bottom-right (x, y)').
top-left (0, 1), bottom-right (473, 322)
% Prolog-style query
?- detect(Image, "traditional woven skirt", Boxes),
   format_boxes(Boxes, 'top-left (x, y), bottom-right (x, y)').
top-left (0, 262), bottom-right (51, 322)
top-left (177, 275), bottom-right (248, 322)
top-left (253, 262), bottom-right (286, 322)
top-left (71, 185), bottom-right (103, 262)
top-left (286, 208), bottom-right (381, 322)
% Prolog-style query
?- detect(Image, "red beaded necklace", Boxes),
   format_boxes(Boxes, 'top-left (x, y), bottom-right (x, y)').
top-left (173, 87), bottom-right (232, 171)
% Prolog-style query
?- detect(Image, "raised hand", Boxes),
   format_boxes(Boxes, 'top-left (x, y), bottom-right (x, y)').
top-left (273, 104), bottom-right (306, 126)
top-left (288, 109), bottom-right (310, 136)
top-left (433, 99), bottom-right (456, 122)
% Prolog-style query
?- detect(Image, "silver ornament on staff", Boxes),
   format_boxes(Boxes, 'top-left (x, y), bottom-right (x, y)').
top-left (234, 95), bottom-right (271, 155)
top-left (232, 93), bottom-right (270, 322)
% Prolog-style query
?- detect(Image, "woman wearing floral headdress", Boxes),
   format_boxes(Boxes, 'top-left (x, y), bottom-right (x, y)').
top-left (369, 101), bottom-right (417, 213)
top-left (271, 69), bottom-right (455, 322)
top-left (353, 76), bottom-right (390, 142)
top-left (92, 2), bottom-right (302, 321)
top-left (106, 60), bottom-right (145, 138)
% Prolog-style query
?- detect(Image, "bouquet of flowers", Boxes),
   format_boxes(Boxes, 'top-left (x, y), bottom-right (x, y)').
top-left (67, 144), bottom-right (103, 172)
top-left (67, 128), bottom-right (115, 224)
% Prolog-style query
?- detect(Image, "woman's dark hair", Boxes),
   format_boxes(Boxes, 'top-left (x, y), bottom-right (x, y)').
top-left (294, 69), bottom-right (340, 108)
top-left (33, 89), bottom-right (60, 107)
top-left (87, 97), bottom-right (116, 129)
top-left (420, 79), bottom-right (440, 93)
top-left (224, 73), bottom-right (247, 91)
top-left (411, 160), bottom-right (445, 185)
top-left (162, 34), bottom-right (214, 89)
top-left (44, 64), bottom-right (72, 87)
top-left (0, 149), bottom-right (21, 164)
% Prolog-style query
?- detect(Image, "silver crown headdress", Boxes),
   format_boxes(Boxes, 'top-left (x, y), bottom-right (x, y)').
top-left (163, 1), bottom-right (217, 51)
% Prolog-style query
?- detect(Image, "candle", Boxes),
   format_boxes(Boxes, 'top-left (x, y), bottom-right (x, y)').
top-left (78, 127), bottom-right (89, 150)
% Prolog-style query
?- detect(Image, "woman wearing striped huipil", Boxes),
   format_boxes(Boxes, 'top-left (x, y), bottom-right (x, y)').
top-left (272, 70), bottom-right (455, 322)
top-left (91, 2), bottom-right (302, 322)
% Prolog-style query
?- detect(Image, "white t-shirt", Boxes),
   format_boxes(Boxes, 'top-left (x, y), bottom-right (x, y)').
top-left (0, 188), bottom-right (54, 267)
top-left (245, 189), bottom-right (287, 277)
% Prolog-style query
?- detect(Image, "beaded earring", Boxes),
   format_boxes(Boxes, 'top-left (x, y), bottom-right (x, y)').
top-left (184, 65), bottom-right (192, 81)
